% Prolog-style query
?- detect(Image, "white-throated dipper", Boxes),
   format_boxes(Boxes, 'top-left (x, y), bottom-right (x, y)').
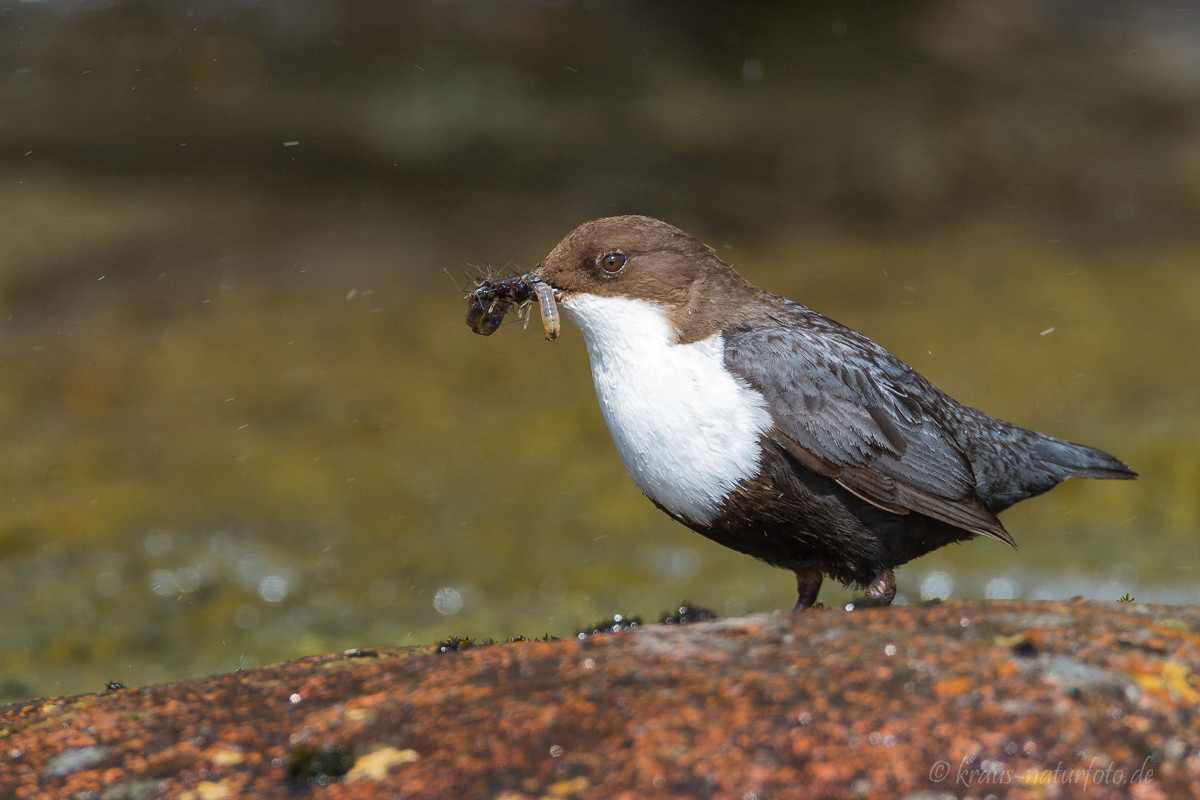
top-left (470, 215), bottom-right (1136, 608)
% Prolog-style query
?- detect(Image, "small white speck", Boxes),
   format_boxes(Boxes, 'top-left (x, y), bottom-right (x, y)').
top-left (1040, 327), bottom-right (1056, 336)
top-left (289, 693), bottom-right (302, 704)
top-left (283, 140), bottom-right (300, 147)
top-left (883, 643), bottom-right (897, 657)
top-left (549, 745), bottom-right (564, 758)
top-left (583, 658), bottom-right (596, 670)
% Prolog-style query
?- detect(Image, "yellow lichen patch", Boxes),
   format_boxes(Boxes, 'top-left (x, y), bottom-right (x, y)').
top-left (1133, 661), bottom-right (1199, 704)
top-left (344, 707), bottom-right (372, 723)
top-left (345, 746), bottom-right (419, 781)
top-left (542, 776), bottom-right (591, 798)
top-left (210, 749), bottom-right (244, 766)
top-left (178, 781), bottom-right (232, 800)
top-left (1018, 767), bottom-right (1052, 787)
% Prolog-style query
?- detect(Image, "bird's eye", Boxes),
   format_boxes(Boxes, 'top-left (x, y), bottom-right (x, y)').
top-left (599, 251), bottom-right (627, 273)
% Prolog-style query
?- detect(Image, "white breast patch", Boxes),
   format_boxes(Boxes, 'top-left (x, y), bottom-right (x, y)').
top-left (559, 293), bottom-right (772, 526)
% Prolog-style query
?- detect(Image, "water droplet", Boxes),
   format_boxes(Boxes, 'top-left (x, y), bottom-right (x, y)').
top-left (433, 587), bottom-right (463, 615)
top-left (920, 571), bottom-right (953, 601)
top-left (985, 576), bottom-right (1019, 600)
top-left (258, 575), bottom-right (289, 603)
top-left (234, 604), bottom-right (260, 630)
top-left (149, 568), bottom-right (175, 596)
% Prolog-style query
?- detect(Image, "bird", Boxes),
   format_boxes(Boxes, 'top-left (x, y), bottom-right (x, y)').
top-left (498, 215), bottom-right (1137, 608)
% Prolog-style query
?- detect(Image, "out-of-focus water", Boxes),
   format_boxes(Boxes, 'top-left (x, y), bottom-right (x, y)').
top-left (1, 1), bottom-right (1197, 702)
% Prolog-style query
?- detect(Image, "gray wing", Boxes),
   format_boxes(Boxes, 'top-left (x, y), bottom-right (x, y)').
top-left (723, 310), bottom-right (1014, 545)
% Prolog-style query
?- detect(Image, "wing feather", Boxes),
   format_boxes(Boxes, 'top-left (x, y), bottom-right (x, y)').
top-left (725, 307), bottom-right (1014, 546)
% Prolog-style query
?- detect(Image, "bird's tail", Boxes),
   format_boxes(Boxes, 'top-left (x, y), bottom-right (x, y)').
top-left (1033, 436), bottom-right (1137, 481)
top-left (974, 421), bottom-right (1137, 513)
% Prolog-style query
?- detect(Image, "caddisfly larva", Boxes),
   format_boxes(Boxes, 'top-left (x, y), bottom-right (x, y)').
top-left (466, 277), bottom-right (517, 336)
top-left (532, 281), bottom-right (560, 341)
top-left (465, 294), bottom-right (488, 332)
top-left (478, 296), bottom-right (509, 335)
top-left (466, 292), bottom-right (510, 336)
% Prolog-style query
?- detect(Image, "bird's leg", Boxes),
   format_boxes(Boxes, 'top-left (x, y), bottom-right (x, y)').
top-left (863, 570), bottom-right (897, 606)
top-left (793, 568), bottom-right (823, 610)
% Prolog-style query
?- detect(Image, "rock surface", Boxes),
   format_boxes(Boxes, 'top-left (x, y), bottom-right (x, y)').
top-left (1, 601), bottom-right (1197, 799)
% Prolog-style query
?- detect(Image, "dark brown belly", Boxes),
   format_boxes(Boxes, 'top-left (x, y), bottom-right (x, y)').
top-left (681, 440), bottom-right (980, 588)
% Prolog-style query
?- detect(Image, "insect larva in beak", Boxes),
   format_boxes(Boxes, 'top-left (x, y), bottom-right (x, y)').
top-left (533, 281), bottom-right (559, 341)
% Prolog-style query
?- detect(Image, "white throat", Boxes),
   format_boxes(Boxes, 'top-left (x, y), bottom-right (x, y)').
top-left (559, 293), bottom-right (772, 525)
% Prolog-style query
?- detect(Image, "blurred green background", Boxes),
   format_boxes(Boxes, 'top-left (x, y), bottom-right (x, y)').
top-left (1, 1), bottom-right (1196, 702)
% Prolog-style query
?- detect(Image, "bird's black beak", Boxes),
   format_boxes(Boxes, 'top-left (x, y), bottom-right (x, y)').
top-left (523, 262), bottom-right (549, 286)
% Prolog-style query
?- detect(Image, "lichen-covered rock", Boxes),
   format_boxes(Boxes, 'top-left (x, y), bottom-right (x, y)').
top-left (1, 601), bottom-right (1197, 799)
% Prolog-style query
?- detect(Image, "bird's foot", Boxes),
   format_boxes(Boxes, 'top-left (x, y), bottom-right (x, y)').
top-left (865, 570), bottom-right (897, 604)
top-left (793, 569), bottom-right (824, 610)
top-left (847, 570), bottom-right (897, 608)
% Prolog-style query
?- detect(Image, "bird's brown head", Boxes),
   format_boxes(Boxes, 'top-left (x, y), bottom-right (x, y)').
top-left (525, 215), bottom-right (764, 342)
